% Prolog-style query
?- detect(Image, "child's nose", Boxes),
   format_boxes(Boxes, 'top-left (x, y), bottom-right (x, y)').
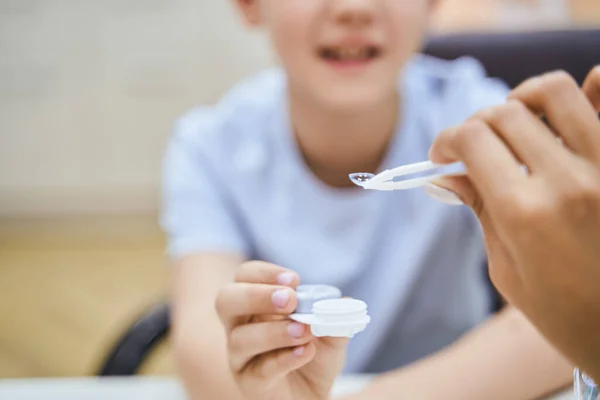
top-left (331, 0), bottom-right (375, 27)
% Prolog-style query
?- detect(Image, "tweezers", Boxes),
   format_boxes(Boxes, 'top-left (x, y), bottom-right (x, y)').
top-left (350, 160), bottom-right (464, 191)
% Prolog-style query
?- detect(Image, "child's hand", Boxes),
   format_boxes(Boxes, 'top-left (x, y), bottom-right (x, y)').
top-left (215, 261), bottom-right (349, 400)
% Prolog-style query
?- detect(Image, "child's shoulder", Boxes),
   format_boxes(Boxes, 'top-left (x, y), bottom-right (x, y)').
top-left (408, 54), bottom-right (498, 82)
top-left (407, 54), bottom-right (508, 98)
top-left (405, 55), bottom-right (510, 128)
top-left (170, 68), bottom-right (286, 153)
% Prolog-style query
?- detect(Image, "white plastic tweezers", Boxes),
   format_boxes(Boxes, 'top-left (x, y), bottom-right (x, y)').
top-left (350, 160), bottom-right (464, 191)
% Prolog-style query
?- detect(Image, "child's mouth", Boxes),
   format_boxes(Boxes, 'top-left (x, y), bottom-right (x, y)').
top-left (318, 45), bottom-right (381, 68)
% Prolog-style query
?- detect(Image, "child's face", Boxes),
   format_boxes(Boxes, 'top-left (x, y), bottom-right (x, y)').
top-left (236, 0), bottom-right (434, 110)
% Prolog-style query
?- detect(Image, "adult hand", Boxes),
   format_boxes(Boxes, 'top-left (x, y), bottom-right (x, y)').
top-left (215, 261), bottom-right (349, 400)
top-left (428, 66), bottom-right (600, 380)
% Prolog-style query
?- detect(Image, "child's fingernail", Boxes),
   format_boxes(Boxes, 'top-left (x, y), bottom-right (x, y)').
top-left (292, 346), bottom-right (305, 357)
top-left (425, 183), bottom-right (463, 205)
top-left (277, 272), bottom-right (295, 286)
top-left (272, 289), bottom-right (291, 308)
top-left (287, 322), bottom-right (305, 338)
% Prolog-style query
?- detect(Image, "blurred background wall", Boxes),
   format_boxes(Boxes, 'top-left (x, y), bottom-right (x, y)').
top-left (0, 0), bottom-right (599, 380)
top-left (1, 0), bottom-right (599, 216)
top-left (0, 0), bottom-right (273, 215)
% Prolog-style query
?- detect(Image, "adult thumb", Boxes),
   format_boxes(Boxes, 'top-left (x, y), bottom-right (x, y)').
top-left (427, 176), bottom-right (522, 302)
top-left (426, 175), bottom-right (482, 215)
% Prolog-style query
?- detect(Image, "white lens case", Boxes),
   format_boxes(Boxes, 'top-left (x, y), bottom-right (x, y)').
top-left (290, 285), bottom-right (371, 338)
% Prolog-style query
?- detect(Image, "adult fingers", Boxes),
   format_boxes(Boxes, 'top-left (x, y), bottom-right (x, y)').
top-left (229, 320), bottom-right (313, 372)
top-left (510, 70), bottom-right (600, 162)
top-left (429, 175), bottom-right (480, 214)
top-left (429, 121), bottom-right (526, 213)
top-left (582, 65), bottom-right (600, 112)
top-left (471, 100), bottom-right (567, 174)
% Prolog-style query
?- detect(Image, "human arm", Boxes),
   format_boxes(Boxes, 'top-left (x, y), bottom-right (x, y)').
top-left (427, 66), bottom-right (600, 381)
top-left (161, 111), bottom-right (254, 399)
top-left (171, 252), bottom-right (246, 400)
top-left (340, 306), bottom-right (572, 400)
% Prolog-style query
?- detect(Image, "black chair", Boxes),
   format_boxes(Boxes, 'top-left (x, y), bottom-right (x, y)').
top-left (98, 303), bottom-right (170, 375)
top-left (424, 29), bottom-right (600, 88)
top-left (98, 28), bottom-right (600, 376)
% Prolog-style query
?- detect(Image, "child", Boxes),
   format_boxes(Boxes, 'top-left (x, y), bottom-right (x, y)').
top-left (161, 0), bottom-right (573, 398)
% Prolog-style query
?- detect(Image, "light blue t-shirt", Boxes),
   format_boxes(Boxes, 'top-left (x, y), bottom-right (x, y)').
top-left (161, 55), bottom-right (509, 374)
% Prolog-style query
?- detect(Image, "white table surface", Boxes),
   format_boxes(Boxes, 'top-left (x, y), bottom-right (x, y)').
top-left (0, 375), bottom-right (573, 399)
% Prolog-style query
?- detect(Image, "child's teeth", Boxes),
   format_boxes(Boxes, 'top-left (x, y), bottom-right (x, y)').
top-left (339, 48), bottom-right (357, 60)
top-left (326, 47), bottom-right (374, 61)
